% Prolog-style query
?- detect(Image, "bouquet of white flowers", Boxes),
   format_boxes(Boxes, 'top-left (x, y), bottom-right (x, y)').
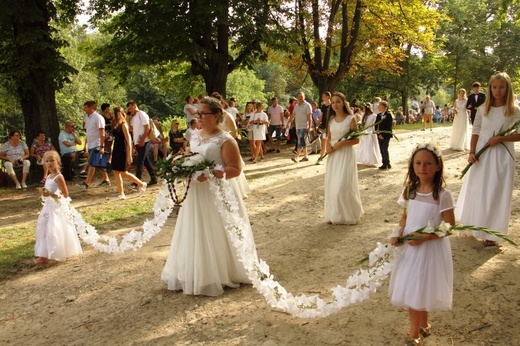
top-left (156, 152), bottom-right (214, 205)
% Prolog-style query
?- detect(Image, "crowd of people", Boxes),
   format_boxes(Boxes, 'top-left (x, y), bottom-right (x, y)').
top-left (2, 72), bottom-right (520, 346)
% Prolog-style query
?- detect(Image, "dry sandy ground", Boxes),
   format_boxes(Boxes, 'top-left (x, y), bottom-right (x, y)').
top-left (0, 125), bottom-right (519, 346)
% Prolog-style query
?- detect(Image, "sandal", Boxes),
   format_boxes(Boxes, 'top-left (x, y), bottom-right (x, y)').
top-left (40, 178), bottom-right (46, 184)
top-left (483, 240), bottom-right (496, 247)
top-left (404, 336), bottom-right (423, 345)
top-left (29, 257), bottom-right (48, 265)
top-left (420, 323), bottom-right (431, 338)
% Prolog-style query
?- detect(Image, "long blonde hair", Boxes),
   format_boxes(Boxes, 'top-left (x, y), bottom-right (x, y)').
top-left (484, 72), bottom-right (516, 117)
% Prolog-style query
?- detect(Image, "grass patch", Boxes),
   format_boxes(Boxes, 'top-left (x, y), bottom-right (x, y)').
top-left (0, 223), bottom-right (37, 280)
top-left (0, 193), bottom-right (158, 281)
top-left (79, 198), bottom-right (157, 232)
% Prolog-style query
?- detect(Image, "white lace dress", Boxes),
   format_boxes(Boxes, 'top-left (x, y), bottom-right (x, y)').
top-left (324, 115), bottom-right (364, 224)
top-left (456, 106), bottom-right (520, 241)
top-left (450, 98), bottom-right (470, 150)
top-left (34, 174), bottom-right (83, 261)
top-left (356, 113), bottom-right (382, 166)
top-left (161, 131), bottom-right (256, 296)
top-left (389, 189), bottom-right (454, 311)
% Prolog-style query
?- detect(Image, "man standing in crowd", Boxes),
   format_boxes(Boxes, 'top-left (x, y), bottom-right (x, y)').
top-left (287, 92), bottom-right (312, 163)
top-left (267, 97), bottom-right (284, 153)
top-left (77, 101), bottom-right (110, 188)
top-left (376, 101), bottom-right (393, 170)
top-left (59, 121), bottom-right (82, 181)
top-left (127, 100), bottom-right (158, 186)
top-left (466, 81), bottom-right (486, 124)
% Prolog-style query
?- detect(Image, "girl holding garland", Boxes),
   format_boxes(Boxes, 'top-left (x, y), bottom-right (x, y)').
top-left (389, 143), bottom-right (455, 345)
top-left (34, 151), bottom-right (83, 264)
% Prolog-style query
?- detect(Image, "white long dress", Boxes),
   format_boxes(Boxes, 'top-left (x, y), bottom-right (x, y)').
top-left (450, 98), bottom-right (470, 150)
top-left (456, 106), bottom-right (520, 241)
top-left (219, 115), bottom-right (250, 199)
top-left (389, 190), bottom-right (454, 311)
top-left (324, 115), bottom-right (364, 224)
top-left (356, 113), bottom-right (382, 166)
top-left (34, 174), bottom-right (83, 261)
top-left (161, 131), bottom-right (256, 296)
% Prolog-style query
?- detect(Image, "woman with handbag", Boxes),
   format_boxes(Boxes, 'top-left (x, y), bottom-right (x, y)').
top-left (110, 106), bottom-right (148, 200)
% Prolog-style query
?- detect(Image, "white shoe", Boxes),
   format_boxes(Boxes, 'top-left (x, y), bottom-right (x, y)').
top-left (115, 195), bottom-right (126, 200)
top-left (15, 183), bottom-right (21, 190)
top-left (21, 182), bottom-right (27, 189)
top-left (138, 182), bottom-right (147, 195)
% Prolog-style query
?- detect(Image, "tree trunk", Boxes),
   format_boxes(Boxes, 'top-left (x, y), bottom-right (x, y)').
top-left (13, 0), bottom-right (60, 151)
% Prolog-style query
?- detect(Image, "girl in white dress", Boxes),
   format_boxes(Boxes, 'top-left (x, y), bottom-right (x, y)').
top-left (324, 92), bottom-right (364, 224)
top-left (250, 102), bottom-right (268, 163)
top-left (456, 72), bottom-right (520, 246)
top-left (450, 89), bottom-right (470, 150)
top-left (244, 102), bottom-right (256, 161)
top-left (161, 96), bottom-right (257, 296)
top-left (356, 102), bottom-right (382, 166)
top-left (389, 143), bottom-right (455, 346)
top-left (34, 151), bottom-right (83, 264)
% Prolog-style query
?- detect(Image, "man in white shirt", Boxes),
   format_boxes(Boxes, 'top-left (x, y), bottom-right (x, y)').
top-left (267, 97), bottom-right (284, 153)
top-left (77, 101), bottom-right (110, 188)
top-left (420, 95), bottom-right (435, 131)
top-left (128, 100), bottom-right (158, 185)
top-left (286, 92), bottom-right (312, 163)
top-left (184, 95), bottom-right (198, 124)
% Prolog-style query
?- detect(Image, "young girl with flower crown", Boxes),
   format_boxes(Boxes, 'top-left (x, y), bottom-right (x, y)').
top-left (389, 143), bottom-right (455, 346)
top-left (33, 151), bottom-right (83, 265)
top-left (456, 72), bottom-right (520, 247)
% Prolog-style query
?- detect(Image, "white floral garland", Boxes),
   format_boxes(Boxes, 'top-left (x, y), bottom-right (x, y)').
top-left (207, 175), bottom-right (401, 318)
top-left (68, 184), bottom-right (174, 254)
top-left (60, 178), bottom-right (400, 318)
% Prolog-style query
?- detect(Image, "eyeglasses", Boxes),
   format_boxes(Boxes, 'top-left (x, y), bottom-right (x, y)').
top-left (194, 112), bottom-right (216, 118)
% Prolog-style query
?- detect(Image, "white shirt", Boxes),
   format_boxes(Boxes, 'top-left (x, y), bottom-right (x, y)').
top-left (225, 107), bottom-right (239, 122)
top-left (130, 110), bottom-right (150, 145)
top-left (184, 104), bottom-right (197, 123)
top-left (186, 127), bottom-right (200, 143)
top-left (84, 111), bottom-right (105, 149)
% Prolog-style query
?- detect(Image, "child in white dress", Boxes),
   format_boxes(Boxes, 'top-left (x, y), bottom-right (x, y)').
top-left (33, 151), bottom-right (83, 264)
top-left (389, 143), bottom-right (455, 345)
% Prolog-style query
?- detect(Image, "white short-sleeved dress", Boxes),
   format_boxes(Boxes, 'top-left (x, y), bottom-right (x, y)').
top-left (388, 189), bottom-right (454, 311)
top-left (34, 174), bottom-right (83, 261)
top-left (324, 115), bottom-right (364, 224)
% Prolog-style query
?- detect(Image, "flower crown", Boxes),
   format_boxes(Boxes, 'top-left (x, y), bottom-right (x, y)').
top-left (410, 143), bottom-right (442, 160)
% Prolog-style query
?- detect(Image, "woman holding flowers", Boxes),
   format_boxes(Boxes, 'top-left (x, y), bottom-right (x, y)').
top-left (389, 143), bottom-right (455, 346)
top-left (161, 96), bottom-right (257, 296)
top-left (324, 92), bottom-right (364, 224)
top-left (456, 72), bottom-right (520, 247)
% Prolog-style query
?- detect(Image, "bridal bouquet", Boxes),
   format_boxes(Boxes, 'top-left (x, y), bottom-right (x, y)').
top-left (156, 152), bottom-right (214, 205)
top-left (460, 119), bottom-right (520, 179)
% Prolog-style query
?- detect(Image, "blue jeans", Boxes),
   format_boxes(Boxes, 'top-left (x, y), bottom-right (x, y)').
top-left (296, 128), bottom-right (308, 149)
top-left (135, 142), bottom-right (156, 181)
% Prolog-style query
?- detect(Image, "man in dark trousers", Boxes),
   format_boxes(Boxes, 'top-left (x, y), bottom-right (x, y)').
top-left (466, 82), bottom-right (486, 124)
top-left (375, 101), bottom-right (393, 170)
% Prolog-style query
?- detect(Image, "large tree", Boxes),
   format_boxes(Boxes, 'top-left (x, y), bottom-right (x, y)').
top-left (288, 0), bottom-right (439, 95)
top-left (92, 0), bottom-right (276, 97)
top-left (0, 0), bottom-right (79, 148)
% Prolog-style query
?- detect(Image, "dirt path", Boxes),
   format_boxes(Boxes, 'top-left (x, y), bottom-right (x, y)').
top-left (1, 126), bottom-right (519, 345)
